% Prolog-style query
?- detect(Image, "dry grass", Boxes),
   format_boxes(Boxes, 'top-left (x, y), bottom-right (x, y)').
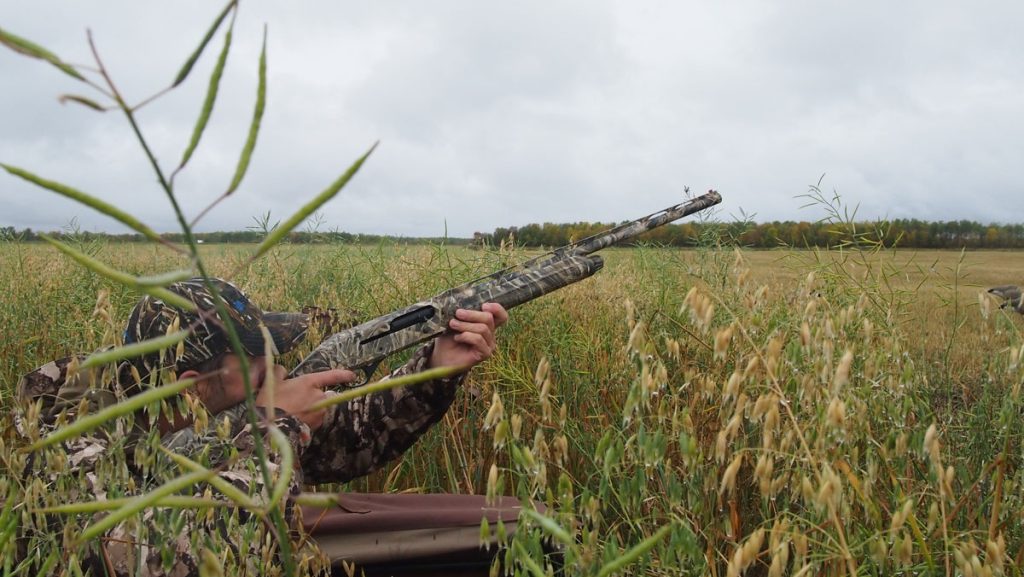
top-left (2, 241), bottom-right (1024, 575)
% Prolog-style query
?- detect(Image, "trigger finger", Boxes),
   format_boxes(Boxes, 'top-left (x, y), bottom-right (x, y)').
top-left (317, 369), bottom-right (356, 388)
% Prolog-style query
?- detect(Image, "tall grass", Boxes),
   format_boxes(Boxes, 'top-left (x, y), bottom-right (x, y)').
top-left (3, 240), bottom-right (1024, 575)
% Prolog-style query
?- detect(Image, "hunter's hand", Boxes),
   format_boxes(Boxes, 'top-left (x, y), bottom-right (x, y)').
top-left (429, 303), bottom-right (508, 371)
top-left (257, 366), bottom-right (356, 430)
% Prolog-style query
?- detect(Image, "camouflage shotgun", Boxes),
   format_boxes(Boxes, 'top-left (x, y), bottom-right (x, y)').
top-left (289, 190), bottom-right (722, 380)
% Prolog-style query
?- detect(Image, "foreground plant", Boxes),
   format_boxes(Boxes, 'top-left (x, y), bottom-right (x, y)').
top-left (0, 3), bottom-right (381, 575)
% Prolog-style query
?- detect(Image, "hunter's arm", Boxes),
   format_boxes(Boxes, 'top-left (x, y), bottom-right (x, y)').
top-left (300, 341), bottom-right (464, 484)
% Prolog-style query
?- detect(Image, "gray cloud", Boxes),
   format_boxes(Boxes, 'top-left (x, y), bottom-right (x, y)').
top-left (2, 0), bottom-right (1022, 237)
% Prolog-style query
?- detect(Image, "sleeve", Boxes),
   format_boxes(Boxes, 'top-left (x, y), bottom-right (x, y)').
top-left (95, 409), bottom-right (319, 576)
top-left (161, 403), bottom-right (310, 458)
top-left (299, 341), bottom-right (465, 484)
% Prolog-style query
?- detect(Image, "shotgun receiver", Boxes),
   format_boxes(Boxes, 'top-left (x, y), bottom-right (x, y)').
top-left (289, 190), bottom-right (722, 380)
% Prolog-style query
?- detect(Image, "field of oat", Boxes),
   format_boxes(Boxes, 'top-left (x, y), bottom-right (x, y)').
top-left (2, 240), bottom-right (1023, 575)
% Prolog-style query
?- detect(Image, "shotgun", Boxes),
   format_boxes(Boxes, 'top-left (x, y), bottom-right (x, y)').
top-left (290, 190), bottom-right (722, 380)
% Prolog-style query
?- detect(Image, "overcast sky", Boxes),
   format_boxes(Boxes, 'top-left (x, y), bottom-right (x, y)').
top-left (2, 1), bottom-right (1021, 237)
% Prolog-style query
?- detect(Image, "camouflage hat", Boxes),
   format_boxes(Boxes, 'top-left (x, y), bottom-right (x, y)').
top-left (124, 277), bottom-right (309, 377)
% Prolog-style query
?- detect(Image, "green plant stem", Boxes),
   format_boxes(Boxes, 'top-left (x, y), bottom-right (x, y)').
top-left (86, 30), bottom-right (296, 575)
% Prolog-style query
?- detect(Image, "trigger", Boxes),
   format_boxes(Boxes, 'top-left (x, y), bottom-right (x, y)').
top-left (357, 360), bottom-right (382, 387)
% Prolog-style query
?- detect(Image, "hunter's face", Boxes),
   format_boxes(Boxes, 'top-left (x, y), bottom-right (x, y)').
top-left (195, 354), bottom-right (285, 414)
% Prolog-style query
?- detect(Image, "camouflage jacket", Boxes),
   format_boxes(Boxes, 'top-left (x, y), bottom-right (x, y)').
top-left (14, 343), bottom-right (463, 576)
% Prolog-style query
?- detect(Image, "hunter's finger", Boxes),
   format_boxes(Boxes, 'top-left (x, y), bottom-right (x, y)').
top-left (455, 308), bottom-right (496, 331)
top-left (308, 369), bottom-right (357, 388)
top-left (454, 330), bottom-right (492, 356)
top-left (482, 302), bottom-right (509, 329)
top-left (450, 319), bottom-right (496, 349)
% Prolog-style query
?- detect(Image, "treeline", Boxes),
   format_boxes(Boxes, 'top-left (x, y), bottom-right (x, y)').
top-left (476, 219), bottom-right (1024, 249)
top-left (5, 219), bottom-right (1024, 249)
top-left (0, 227), bottom-right (472, 246)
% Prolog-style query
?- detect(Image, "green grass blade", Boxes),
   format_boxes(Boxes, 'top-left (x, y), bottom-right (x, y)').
top-left (28, 376), bottom-right (195, 451)
top-left (512, 541), bottom-right (547, 577)
top-left (172, 0), bottom-right (237, 87)
top-left (0, 491), bottom-right (16, 554)
top-left (595, 524), bottom-right (671, 577)
top-left (522, 509), bottom-right (574, 545)
top-left (252, 142), bottom-right (377, 259)
top-left (136, 269), bottom-right (196, 287)
top-left (78, 469), bottom-right (213, 543)
top-left (33, 550), bottom-right (59, 577)
top-left (294, 492), bottom-right (340, 509)
top-left (39, 234), bottom-right (197, 311)
top-left (306, 364), bottom-right (465, 412)
top-left (266, 427), bottom-right (294, 511)
top-left (58, 94), bottom-right (107, 112)
top-left (34, 496), bottom-right (227, 514)
top-left (2, 164), bottom-right (163, 243)
top-left (224, 25), bottom-right (267, 195)
top-left (179, 14), bottom-right (234, 170)
top-left (78, 330), bottom-right (191, 370)
top-left (0, 27), bottom-right (85, 81)
top-left (162, 449), bottom-right (260, 510)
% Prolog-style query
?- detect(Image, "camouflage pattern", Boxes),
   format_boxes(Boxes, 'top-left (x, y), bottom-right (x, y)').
top-left (71, 405), bottom-right (317, 577)
top-left (15, 278), bottom-right (462, 577)
top-left (15, 350), bottom-right (130, 424)
top-left (291, 254), bottom-right (604, 378)
top-left (16, 277), bottom-right (315, 431)
top-left (302, 342), bottom-right (463, 483)
top-left (559, 189), bottom-right (721, 257)
top-left (17, 345), bottom-right (458, 576)
top-left (159, 342), bottom-right (462, 485)
top-left (291, 190), bottom-right (723, 379)
top-left (124, 277), bottom-right (309, 379)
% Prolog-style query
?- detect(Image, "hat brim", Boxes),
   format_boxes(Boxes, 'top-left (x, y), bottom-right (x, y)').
top-left (238, 311), bottom-right (309, 357)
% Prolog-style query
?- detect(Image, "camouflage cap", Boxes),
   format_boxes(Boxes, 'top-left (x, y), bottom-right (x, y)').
top-left (125, 277), bottom-right (309, 377)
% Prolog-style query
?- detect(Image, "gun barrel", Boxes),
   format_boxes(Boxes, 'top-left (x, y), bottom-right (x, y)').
top-left (448, 254), bottom-right (604, 312)
top-left (565, 190), bottom-right (722, 256)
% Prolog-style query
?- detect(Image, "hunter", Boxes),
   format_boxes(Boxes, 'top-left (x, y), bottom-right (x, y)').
top-left (16, 277), bottom-right (508, 576)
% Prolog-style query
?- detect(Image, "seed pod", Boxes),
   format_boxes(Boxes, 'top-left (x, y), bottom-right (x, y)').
top-left (725, 370), bottom-right (742, 400)
top-left (896, 532), bottom-right (913, 566)
top-left (714, 324), bottom-right (734, 360)
top-left (534, 356), bottom-right (551, 387)
top-left (479, 516), bottom-right (491, 549)
top-left (744, 528), bottom-right (766, 562)
top-left (800, 322), bottom-right (811, 348)
top-left (826, 397), bottom-right (846, 430)
top-left (833, 349), bottom-right (853, 391)
top-left (719, 454), bottom-right (743, 497)
top-left (486, 463), bottom-right (498, 502)
top-left (510, 414), bottom-right (523, 440)
top-left (924, 424), bottom-right (940, 463)
top-left (492, 420), bottom-right (508, 450)
top-left (483, 392), bottom-right (504, 431)
top-left (927, 501), bottom-right (939, 533)
top-left (743, 355), bottom-right (760, 379)
top-left (896, 432), bottom-right (908, 457)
